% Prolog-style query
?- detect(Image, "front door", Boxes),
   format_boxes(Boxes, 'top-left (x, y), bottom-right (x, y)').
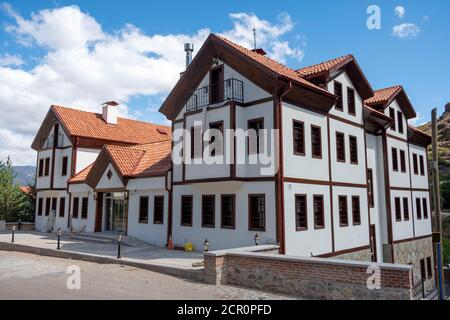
top-left (210, 66), bottom-right (224, 104)
top-left (370, 224), bottom-right (377, 262)
top-left (112, 199), bottom-right (126, 233)
top-left (103, 192), bottom-right (127, 233)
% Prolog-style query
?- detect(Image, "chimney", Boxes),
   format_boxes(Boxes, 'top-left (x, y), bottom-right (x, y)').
top-left (184, 43), bottom-right (194, 70)
top-left (102, 101), bottom-right (119, 125)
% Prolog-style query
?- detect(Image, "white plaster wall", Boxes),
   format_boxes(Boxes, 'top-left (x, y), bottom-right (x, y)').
top-left (390, 190), bottom-right (414, 241)
top-left (387, 137), bottom-right (410, 188)
top-left (36, 149), bottom-right (52, 189)
top-left (76, 148), bottom-right (100, 173)
top-left (127, 177), bottom-right (166, 190)
top-left (409, 144), bottom-right (429, 189)
top-left (284, 182), bottom-right (332, 256)
top-left (412, 191), bottom-right (432, 237)
top-left (70, 192), bottom-right (96, 232)
top-left (53, 147), bottom-right (72, 189)
top-left (375, 136), bottom-right (389, 246)
top-left (385, 99), bottom-right (408, 140)
top-left (96, 164), bottom-right (124, 190)
top-left (282, 102), bottom-right (329, 181)
top-left (172, 181), bottom-right (277, 251)
top-left (173, 121), bottom-right (183, 182)
top-left (35, 190), bottom-right (69, 232)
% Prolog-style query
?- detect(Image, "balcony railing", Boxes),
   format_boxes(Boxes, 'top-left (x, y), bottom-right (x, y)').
top-left (186, 78), bottom-right (244, 112)
top-left (42, 134), bottom-right (64, 150)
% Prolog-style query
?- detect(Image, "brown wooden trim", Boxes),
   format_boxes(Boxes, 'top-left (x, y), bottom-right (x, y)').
top-left (310, 124), bottom-right (323, 159)
top-left (172, 118), bottom-right (184, 124)
top-left (248, 193), bottom-right (266, 232)
top-left (173, 176), bottom-right (276, 186)
top-left (329, 114), bottom-right (364, 129)
top-left (326, 116), bottom-right (335, 252)
top-left (392, 234), bottom-right (432, 245)
top-left (292, 119), bottom-right (306, 156)
top-left (94, 187), bottom-right (125, 193)
top-left (390, 186), bottom-right (429, 192)
top-left (363, 127), bottom-right (373, 253)
top-left (317, 245), bottom-right (371, 258)
top-left (241, 97), bottom-right (273, 107)
top-left (382, 131), bottom-right (394, 249)
top-left (294, 194), bottom-right (308, 231)
top-left (220, 194), bottom-right (236, 230)
top-left (36, 188), bottom-right (68, 192)
top-left (284, 177), bottom-right (367, 189)
top-left (387, 133), bottom-right (408, 143)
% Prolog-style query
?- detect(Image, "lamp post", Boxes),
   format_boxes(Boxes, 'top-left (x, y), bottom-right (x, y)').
top-left (117, 234), bottom-right (122, 259)
top-left (11, 225), bottom-right (15, 243)
top-left (203, 238), bottom-right (210, 252)
top-left (254, 233), bottom-right (260, 246)
top-left (57, 228), bottom-right (61, 250)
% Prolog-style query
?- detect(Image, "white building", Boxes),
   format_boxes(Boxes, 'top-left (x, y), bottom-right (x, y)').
top-left (32, 34), bottom-right (435, 288)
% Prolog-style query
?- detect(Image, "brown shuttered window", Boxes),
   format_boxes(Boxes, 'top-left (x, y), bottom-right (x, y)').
top-left (295, 195), bottom-right (307, 231)
top-left (293, 120), bottom-right (305, 156)
top-left (61, 156), bottom-right (68, 176)
top-left (395, 197), bottom-right (402, 222)
top-left (422, 198), bottom-right (428, 219)
top-left (208, 121), bottom-right (223, 157)
top-left (403, 198), bottom-right (409, 221)
top-left (349, 136), bottom-right (358, 164)
top-left (334, 81), bottom-right (343, 111)
top-left (420, 259), bottom-right (426, 280)
top-left (413, 153), bottom-right (418, 175)
top-left (311, 125), bottom-right (322, 159)
top-left (181, 196), bottom-right (193, 226)
top-left (45, 198), bottom-right (51, 216)
top-left (313, 195), bottom-right (324, 229)
top-left (339, 196), bottom-right (348, 227)
top-left (37, 198), bottom-right (43, 216)
top-left (59, 197), bottom-right (65, 218)
top-left (248, 118), bottom-right (264, 155)
top-left (221, 195), bottom-right (235, 229)
top-left (191, 126), bottom-right (202, 159)
top-left (367, 169), bottom-right (374, 208)
top-left (249, 194), bottom-right (265, 231)
top-left (397, 111), bottom-right (404, 134)
top-left (72, 197), bottom-right (79, 219)
top-left (44, 157), bottom-right (50, 176)
top-left (416, 198), bottom-right (422, 220)
top-left (426, 257), bottom-right (432, 279)
top-left (81, 197), bottom-right (88, 219)
top-left (336, 132), bottom-right (345, 162)
top-left (389, 108), bottom-right (396, 131)
top-left (153, 196), bottom-right (164, 224)
top-left (399, 150), bottom-right (406, 172)
top-left (352, 196), bottom-right (361, 225)
top-left (392, 148), bottom-right (398, 171)
top-left (202, 195), bottom-right (215, 228)
top-left (38, 159), bottom-right (44, 177)
top-left (419, 155), bottom-right (425, 176)
top-left (347, 87), bottom-right (356, 115)
top-left (139, 196), bottom-right (149, 224)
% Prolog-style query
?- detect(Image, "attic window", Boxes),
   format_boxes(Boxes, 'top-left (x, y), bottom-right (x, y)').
top-left (157, 128), bottom-right (168, 135)
top-left (107, 170), bottom-right (113, 180)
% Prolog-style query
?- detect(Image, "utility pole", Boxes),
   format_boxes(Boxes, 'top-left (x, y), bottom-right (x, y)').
top-left (431, 108), bottom-right (445, 300)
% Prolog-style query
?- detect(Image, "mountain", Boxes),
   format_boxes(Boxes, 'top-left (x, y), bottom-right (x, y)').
top-left (12, 166), bottom-right (36, 186)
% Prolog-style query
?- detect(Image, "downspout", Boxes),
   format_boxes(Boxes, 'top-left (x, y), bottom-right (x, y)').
top-left (275, 79), bottom-right (292, 254)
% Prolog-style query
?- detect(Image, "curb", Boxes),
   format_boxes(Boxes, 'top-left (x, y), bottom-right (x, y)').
top-left (0, 242), bottom-right (204, 282)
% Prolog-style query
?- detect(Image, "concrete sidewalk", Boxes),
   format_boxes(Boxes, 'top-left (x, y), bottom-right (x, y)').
top-left (0, 232), bottom-right (204, 281)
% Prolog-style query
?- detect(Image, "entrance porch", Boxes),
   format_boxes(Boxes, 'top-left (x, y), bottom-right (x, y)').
top-left (95, 191), bottom-right (128, 234)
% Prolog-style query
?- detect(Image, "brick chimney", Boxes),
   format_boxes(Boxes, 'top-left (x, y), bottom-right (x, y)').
top-left (102, 101), bottom-right (119, 125)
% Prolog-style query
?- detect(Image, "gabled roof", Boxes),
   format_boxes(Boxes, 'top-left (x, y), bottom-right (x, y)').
top-left (32, 105), bottom-right (171, 150)
top-left (68, 164), bottom-right (94, 184)
top-left (159, 34), bottom-right (337, 120)
top-left (365, 85), bottom-right (417, 119)
top-left (296, 54), bottom-right (374, 100)
top-left (408, 125), bottom-right (431, 147)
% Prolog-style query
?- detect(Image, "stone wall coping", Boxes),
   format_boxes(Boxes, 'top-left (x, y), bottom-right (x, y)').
top-left (210, 250), bottom-right (413, 272)
top-left (205, 245), bottom-right (280, 257)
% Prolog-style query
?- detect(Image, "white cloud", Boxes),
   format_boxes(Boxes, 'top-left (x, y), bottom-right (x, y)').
top-left (0, 53), bottom-right (24, 66)
top-left (392, 23), bottom-right (420, 39)
top-left (0, 5), bottom-right (303, 165)
top-left (394, 6), bottom-right (406, 19)
top-left (409, 113), bottom-right (423, 126)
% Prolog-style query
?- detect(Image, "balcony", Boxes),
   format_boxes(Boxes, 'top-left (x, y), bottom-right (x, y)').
top-left (186, 78), bottom-right (244, 112)
top-left (42, 133), bottom-right (64, 150)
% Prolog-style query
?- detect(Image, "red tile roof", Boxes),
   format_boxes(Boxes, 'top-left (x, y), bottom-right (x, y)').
top-left (68, 164), bottom-right (93, 184)
top-left (52, 105), bottom-right (171, 145)
top-left (365, 85), bottom-right (402, 106)
top-left (296, 55), bottom-right (353, 77)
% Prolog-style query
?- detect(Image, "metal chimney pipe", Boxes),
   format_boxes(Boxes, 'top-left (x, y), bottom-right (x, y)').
top-left (184, 43), bottom-right (194, 70)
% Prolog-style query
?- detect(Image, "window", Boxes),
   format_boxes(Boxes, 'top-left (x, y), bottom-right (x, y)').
top-left (221, 195), bottom-right (235, 229)
top-left (395, 198), bottom-right (402, 222)
top-left (397, 111), bottom-right (404, 134)
top-left (423, 198), bottom-right (428, 219)
top-left (248, 118), bottom-right (264, 155)
top-left (336, 132), bottom-right (345, 162)
top-left (72, 197), bottom-right (79, 219)
top-left (293, 120), bottom-right (305, 156)
top-left (419, 155), bottom-right (425, 176)
top-left (339, 196), bottom-right (348, 227)
top-left (208, 121), bottom-right (223, 157)
top-left (420, 259), bottom-right (426, 280)
top-left (81, 197), bottom-right (88, 219)
top-left (416, 198), bottom-right (422, 220)
top-left (191, 126), bottom-right (202, 159)
top-left (334, 81), bottom-right (343, 111)
top-left (249, 194), bottom-right (265, 231)
top-left (59, 197), bottom-right (65, 218)
top-left (389, 108), bottom-right (396, 131)
top-left (139, 196), bottom-right (149, 224)
top-left (295, 195), bottom-right (307, 231)
top-left (181, 196), bottom-right (193, 226)
top-left (51, 197), bottom-right (57, 214)
top-left (400, 150), bottom-right (406, 173)
top-left (154, 196), bottom-right (164, 224)
top-left (38, 159), bottom-right (44, 177)
top-left (403, 198), bottom-right (409, 221)
top-left (349, 136), bottom-right (358, 164)
top-left (44, 157), bottom-right (50, 176)
top-left (352, 196), bottom-right (361, 226)
top-left (37, 198), bottom-right (43, 216)
top-left (426, 257), bottom-right (433, 279)
top-left (45, 198), bottom-right (51, 216)
top-left (313, 195), bottom-right (325, 229)
top-left (311, 125), bottom-right (322, 158)
top-left (392, 148), bottom-right (398, 172)
top-left (61, 156), bottom-right (68, 176)
top-left (347, 87), bottom-right (356, 115)
top-left (413, 153), bottom-right (418, 175)
top-left (367, 169), bottom-right (374, 208)
top-left (202, 195), bottom-right (215, 228)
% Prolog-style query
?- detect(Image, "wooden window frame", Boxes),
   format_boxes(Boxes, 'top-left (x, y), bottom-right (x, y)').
top-left (81, 197), bottom-right (89, 220)
top-left (352, 196), bottom-right (361, 226)
top-left (347, 87), bottom-right (356, 116)
top-left (153, 196), bottom-right (164, 224)
top-left (51, 197), bottom-right (57, 214)
top-left (59, 197), bottom-right (65, 218)
top-left (202, 195), bottom-right (216, 228)
top-left (399, 150), bottom-right (406, 173)
top-left (392, 148), bottom-right (398, 172)
top-left (338, 195), bottom-right (349, 227)
top-left (44, 157), bottom-right (50, 177)
top-left (38, 159), bottom-right (44, 177)
top-left (412, 153), bottom-right (419, 175)
top-left (313, 195), bottom-right (325, 229)
top-left (416, 198), bottom-right (422, 220)
top-left (220, 194), bottom-right (236, 229)
top-left (334, 81), bottom-right (343, 111)
top-left (292, 120), bottom-right (305, 156)
top-left (389, 107), bottom-right (396, 131)
top-left (181, 195), bottom-right (193, 227)
top-left (311, 125), bottom-right (322, 159)
top-left (247, 118), bottom-right (265, 155)
top-left (403, 197), bottom-right (409, 221)
top-left (419, 155), bottom-right (425, 176)
top-left (207, 121), bottom-right (224, 157)
top-left (422, 198), bottom-right (428, 219)
top-left (45, 198), bottom-right (51, 217)
top-left (349, 135), bottom-right (358, 165)
top-left (37, 198), bottom-right (43, 216)
top-left (394, 197), bottom-right (402, 222)
top-left (61, 156), bottom-right (68, 177)
top-left (397, 111), bottom-right (404, 134)
top-left (367, 169), bottom-right (375, 208)
top-left (139, 196), bottom-right (149, 224)
top-left (336, 132), bottom-right (346, 163)
top-left (295, 194), bottom-right (308, 231)
top-left (248, 194), bottom-right (266, 231)
top-left (72, 197), bottom-right (79, 219)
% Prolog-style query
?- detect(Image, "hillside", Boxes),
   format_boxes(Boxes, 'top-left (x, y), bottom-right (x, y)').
top-left (12, 166), bottom-right (36, 186)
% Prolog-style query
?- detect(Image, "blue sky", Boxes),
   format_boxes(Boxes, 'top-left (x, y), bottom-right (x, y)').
top-left (0, 1), bottom-right (449, 165)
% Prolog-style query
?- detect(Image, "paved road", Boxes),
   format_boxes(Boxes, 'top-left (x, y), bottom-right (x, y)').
top-left (0, 251), bottom-right (293, 300)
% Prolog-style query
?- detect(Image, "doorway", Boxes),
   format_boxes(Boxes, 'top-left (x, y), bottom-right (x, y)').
top-left (210, 65), bottom-right (224, 104)
top-left (104, 192), bottom-right (128, 233)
